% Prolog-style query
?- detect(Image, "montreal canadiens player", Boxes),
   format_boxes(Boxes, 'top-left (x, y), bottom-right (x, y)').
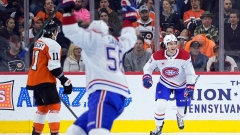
top-left (142, 34), bottom-right (196, 135)
top-left (60, 0), bottom-right (137, 135)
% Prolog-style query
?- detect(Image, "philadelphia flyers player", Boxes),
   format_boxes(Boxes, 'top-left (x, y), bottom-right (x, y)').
top-left (26, 21), bottom-right (73, 135)
top-left (142, 34), bottom-right (196, 135)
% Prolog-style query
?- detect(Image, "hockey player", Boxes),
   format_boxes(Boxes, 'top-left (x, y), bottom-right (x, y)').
top-left (142, 34), bottom-right (196, 135)
top-left (60, 0), bottom-right (137, 135)
top-left (26, 21), bottom-right (73, 135)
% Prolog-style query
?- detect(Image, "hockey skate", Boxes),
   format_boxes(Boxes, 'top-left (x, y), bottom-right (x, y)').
top-left (150, 122), bottom-right (164, 135)
top-left (176, 114), bottom-right (184, 130)
top-left (32, 127), bottom-right (40, 135)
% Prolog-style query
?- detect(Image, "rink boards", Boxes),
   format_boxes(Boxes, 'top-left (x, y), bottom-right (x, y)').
top-left (0, 73), bottom-right (240, 133)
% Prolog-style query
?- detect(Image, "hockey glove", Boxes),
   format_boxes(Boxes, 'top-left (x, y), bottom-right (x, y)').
top-left (142, 74), bottom-right (153, 89)
top-left (60, 0), bottom-right (75, 14)
top-left (121, 0), bottom-right (137, 22)
top-left (60, 77), bottom-right (73, 94)
top-left (184, 84), bottom-right (195, 97)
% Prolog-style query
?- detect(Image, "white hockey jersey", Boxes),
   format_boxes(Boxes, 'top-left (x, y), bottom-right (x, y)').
top-left (62, 19), bottom-right (137, 97)
top-left (143, 49), bottom-right (196, 89)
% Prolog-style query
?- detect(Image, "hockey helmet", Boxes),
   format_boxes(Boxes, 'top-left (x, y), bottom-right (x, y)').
top-left (43, 21), bottom-right (59, 35)
top-left (88, 20), bottom-right (109, 35)
top-left (163, 34), bottom-right (177, 48)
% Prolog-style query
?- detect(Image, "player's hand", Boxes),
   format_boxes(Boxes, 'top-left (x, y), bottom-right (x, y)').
top-left (61, 78), bottom-right (73, 94)
top-left (60, 0), bottom-right (75, 14)
top-left (184, 84), bottom-right (195, 97)
top-left (142, 74), bottom-right (153, 89)
top-left (121, 0), bottom-right (137, 22)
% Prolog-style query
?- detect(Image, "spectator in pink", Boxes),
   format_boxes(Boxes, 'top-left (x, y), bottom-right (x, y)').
top-left (74, 0), bottom-right (90, 28)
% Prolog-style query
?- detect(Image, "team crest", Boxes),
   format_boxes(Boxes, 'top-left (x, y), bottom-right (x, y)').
top-left (162, 67), bottom-right (179, 78)
top-left (0, 80), bottom-right (14, 110)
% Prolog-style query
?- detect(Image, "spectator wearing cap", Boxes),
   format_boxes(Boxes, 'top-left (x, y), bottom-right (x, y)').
top-left (22, 16), bottom-right (43, 43)
top-left (133, 5), bottom-right (155, 53)
top-left (160, 0), bottom-right (181, 33)
top-left (136, 0), bottom-right (155, 20)
top-left (206, 46), bottom-right (238, 72)
top-left (194, 11), bottom-right (219, 43)
top-left (189, 41), bottom-right (208, 71)
top-left (184, 34), bottom-right (215, 58)
top-left (123, 35), bottom-right (151, 71)
top-left (0, 35), bottom-right (25, 72)
top-left (94, 0), bottom-right (121, 30)
top-left (99, 8), bottom-right (120, 37)
top-left (74, 0), bottom-right (90, 28)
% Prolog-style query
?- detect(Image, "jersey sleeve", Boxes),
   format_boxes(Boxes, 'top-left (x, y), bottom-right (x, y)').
top-left (46, 42), bottom-right (62, 71)
top-left (183, 56), bottom-right (197, 84)
top-left (143, 55), bottom-right (157, 75)
top-left (118, 27), bottom-right (137, 54)
top-left (62, 16), bottom-right (100, 53)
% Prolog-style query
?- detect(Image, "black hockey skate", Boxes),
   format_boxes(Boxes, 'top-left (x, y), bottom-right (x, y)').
top-left (32, 127), bottom-right (40, 135)
top-left (150, 122), bottom-right (164, 135)
top-left (51, 133), bottom-right (59, 135)
top-left (176, 114), bottom-right (184, 130)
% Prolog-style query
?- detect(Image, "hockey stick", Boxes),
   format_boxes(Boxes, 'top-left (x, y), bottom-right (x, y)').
top-left (59, 96), bottom-right (78, 119)
top-left (184, 75), bottom-right (200, 114)
top-left (19, 2), bottom-right (62, 58)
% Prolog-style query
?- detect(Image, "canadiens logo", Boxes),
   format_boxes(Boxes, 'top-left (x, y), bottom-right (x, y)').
top-left (162, 67), bottom-right (179, 78)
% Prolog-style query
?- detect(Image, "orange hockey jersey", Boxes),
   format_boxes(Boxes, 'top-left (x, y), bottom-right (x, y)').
top-left (26, 37), bottom-right (62, 90)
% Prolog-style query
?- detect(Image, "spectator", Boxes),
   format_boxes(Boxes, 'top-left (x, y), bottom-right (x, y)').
top-left (124, 35), bottom-right (151, 72)
top-left (136, 0), bottom-right (155, 20)
top-left (29, 0), bottom-right (44, 15)
top-left (189, 41), bottom-right (208, 71)
top-left (194, 11), bottom-right (219, 43)
top-left (99, 8), bottom-right (120, 37)
top-left (22, 16), bottom-right (43, 64)
top-left (160, 0), bottom-right (186, 19)
top-left (224, 12), bottom-right (240, 53)
top-left (0, 35), bottom-right (25, 72)
top-left (0, 9), bottom-right (10, 29)
top-left (184, 34), bottom-right (215, 58)
top-left (183, 0), bottom-right (204, 36)
top-left (0, 0), bottom-right (8, 11)
top-left (143, 0), bottom-right (154, 11)
top-left (213, 0), bottom-right (240, 28)
top-left (0, 17), bottom-right (20, 40)
top-left (36, 0), bottom-right (63, 25)
top-left (207, 46), bottom-right (238, 72)
top-left (10, 2), bottom-right (34, 30)
top-left (94, 0), bottom-right (121, 30)
top-left (160, 0), bottom-right (181, 32)
top-left (22, 16), bottom-right (43, 43)
top-left (74, 0), bottom-right (90, 28)
top-left (63, 43), bottom-right (85, 72)
top-left (133, 5), bottom-right (155, 53)
top-left (177, 29), bottom-right (189, 49)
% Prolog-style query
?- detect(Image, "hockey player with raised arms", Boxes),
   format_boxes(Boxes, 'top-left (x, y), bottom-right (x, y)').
top-left (60, 0), bottom-right (137, 135)
top-left (142, 34), bottom-right (196, 135)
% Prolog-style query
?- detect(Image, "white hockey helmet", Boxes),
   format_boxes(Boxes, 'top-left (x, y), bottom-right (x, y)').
top-left (88, 20), bottom-right (109, 35)
top-left (163, 34), bottom-right (177, 48)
